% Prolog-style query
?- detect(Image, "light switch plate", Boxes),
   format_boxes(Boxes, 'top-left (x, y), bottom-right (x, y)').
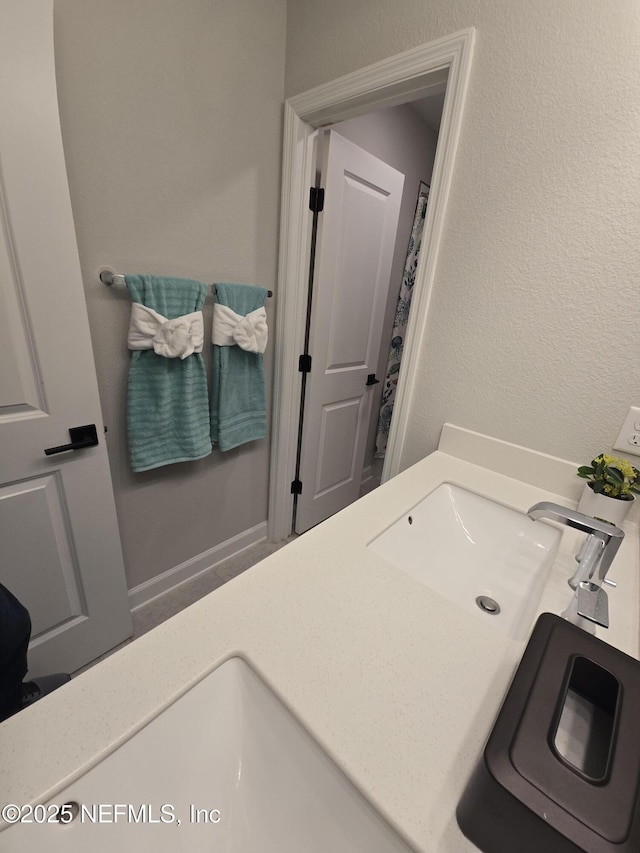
top-left (613, 406), bottom-right (640, 457)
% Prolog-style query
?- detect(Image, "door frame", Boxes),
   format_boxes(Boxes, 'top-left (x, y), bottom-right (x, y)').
top-left (268, 28), bottom-right (476, 541)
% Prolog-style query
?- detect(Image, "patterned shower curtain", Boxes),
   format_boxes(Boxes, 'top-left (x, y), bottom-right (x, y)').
top-left (375, 181), bottom-right (430, 458)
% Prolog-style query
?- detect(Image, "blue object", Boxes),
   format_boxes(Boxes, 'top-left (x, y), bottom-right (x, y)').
top-left (125, 275), bottom-right (212, 471)
top-left (210, 283), bottom-right (268, 452)
top-left (0, 583), bottom-right (30, 721)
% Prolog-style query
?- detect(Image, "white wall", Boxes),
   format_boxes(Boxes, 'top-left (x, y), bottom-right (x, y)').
top-left (54, 0), bottom-right (286, 589)
top-left (334, 103), bottom-right (439, 470)
top-left (285, 0), bottom-right (640, 471)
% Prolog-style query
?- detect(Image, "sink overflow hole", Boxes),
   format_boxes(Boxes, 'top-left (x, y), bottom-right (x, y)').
top-left (476, 596), bottom-right (501, 615)
top-left (55, 801), bottom-right (80, 824)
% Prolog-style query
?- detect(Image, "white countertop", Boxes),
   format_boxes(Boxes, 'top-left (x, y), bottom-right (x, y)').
top-left (1, 441), bottom-right (638, 852)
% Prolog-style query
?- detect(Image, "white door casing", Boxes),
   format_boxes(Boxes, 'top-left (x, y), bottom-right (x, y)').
top-left (268, 29), bottom-right (475, 542)
top-left (295, 132), bottom-right (404, 533)
top-left (0, 2), bottom-right (132, 676)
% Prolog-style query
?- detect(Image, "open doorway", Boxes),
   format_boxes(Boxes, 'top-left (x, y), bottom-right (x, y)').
top-left (292, 96), bottom-right (444, 534)
top-left (334, 96), bottom-right (445, 499)
top-left (293, 127), bottom-right (406, 534)
top-left (268, 29), bottom-right (476, 542)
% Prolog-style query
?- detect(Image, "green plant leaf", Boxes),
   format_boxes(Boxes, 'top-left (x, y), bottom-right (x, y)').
top-left (605, 466), bottom-right (624, 483)
top-left (577, 466), bottom-right (594, 477)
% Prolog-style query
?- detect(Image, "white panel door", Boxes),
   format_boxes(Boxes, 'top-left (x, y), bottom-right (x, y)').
top-left (295, 132), bottom-right (404, 534)
top-left (0, 2), bottom-right (132, 676)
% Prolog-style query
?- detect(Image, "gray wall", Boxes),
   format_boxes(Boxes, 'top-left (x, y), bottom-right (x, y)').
top-left (54, 0), bottom-right (286, 589)
top-left (285, 0), bottom-right (640, 471)
top-left (53, 0), bottom-right (639, 591)
top-left (334, 103), bottom-right (439, 471)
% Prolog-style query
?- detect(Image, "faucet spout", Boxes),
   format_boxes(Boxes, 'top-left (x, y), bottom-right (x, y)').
top-left (527, 501), bottom-right (624, 630)
top-left (527, 501), bottom-right (624, 540)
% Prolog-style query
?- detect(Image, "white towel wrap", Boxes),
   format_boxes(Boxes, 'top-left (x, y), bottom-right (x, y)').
top-left (127, 302), bottom-right (204, 360)
top-left (212, 304), bottom-right (268, 354)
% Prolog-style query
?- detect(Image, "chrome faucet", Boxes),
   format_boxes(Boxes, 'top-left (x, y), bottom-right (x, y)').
top-left (527, 502), bottom-right (625, 631)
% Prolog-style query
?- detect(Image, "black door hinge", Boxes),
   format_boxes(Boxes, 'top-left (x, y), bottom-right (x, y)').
top-left (309, 187), bottom-right (325, 213)
top-left (291, 479), bottom-right (303, 495)
top-left (298, 353), bottom-right (312, 373)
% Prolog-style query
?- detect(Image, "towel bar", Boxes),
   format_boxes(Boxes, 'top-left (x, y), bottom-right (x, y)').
top-left (99, 269), bottom-right (272, 298)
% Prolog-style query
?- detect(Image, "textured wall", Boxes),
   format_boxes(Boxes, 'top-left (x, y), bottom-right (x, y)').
top-left (54, 0), bottom-right (286, 589)
top-left (286, 0), bottom-right (640, 471)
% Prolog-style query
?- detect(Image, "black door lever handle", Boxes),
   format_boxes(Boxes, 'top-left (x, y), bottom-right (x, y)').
top-left (366, 374), bottom-right (380, 386)
top-left (45, 424), bottom-right (99, 456)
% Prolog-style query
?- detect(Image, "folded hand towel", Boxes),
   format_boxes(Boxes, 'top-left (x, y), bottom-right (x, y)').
top-left (212, 304), bottom-right (268, 353)
top-left (210, 283), bottom-right (268, 452)
top-left (127, 303), bottom-right (204, 359)
top-left (125, 275), bottom-right (212, 471)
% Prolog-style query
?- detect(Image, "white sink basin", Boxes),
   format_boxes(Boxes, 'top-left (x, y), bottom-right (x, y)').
top-left (367, 483), bottom-right (561, 640)
top-left (1, 657), bottom-right (412, 853)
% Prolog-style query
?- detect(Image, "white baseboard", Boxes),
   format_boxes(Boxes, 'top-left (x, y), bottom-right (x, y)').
top-left (128, 521), bottom-right (268, 612)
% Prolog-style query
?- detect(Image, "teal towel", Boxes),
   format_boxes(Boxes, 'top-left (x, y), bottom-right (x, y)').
top-left (126, 275), bottom-right (212, 472)
top-left (211, 283), bottom-right (268, 452)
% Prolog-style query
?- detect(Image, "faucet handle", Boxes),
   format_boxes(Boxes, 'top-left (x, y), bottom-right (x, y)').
top-left (577, 581), bottom-right (609, 629)
top-left (569, 535), bottom-right (605, 589)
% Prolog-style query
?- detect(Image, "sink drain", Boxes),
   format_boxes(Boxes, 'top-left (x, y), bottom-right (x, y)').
top-left (476, 595), bottom-right (501, 615)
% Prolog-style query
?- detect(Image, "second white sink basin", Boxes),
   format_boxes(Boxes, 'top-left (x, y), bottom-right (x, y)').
top-left (367, 483), bottom-right (561, 640)
top-left (1, 657), bottom-right (413, 852)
